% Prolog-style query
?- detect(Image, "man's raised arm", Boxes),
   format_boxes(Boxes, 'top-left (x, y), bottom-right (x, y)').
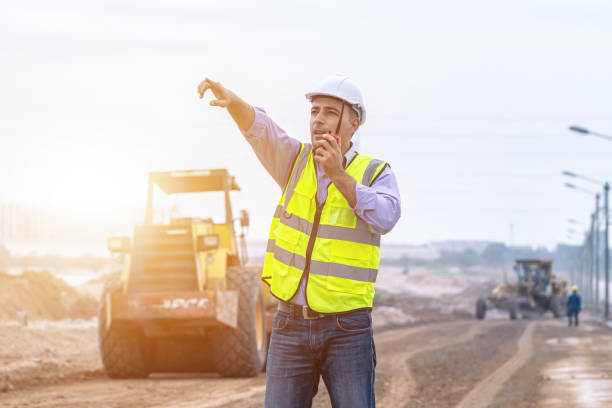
top-left (197, 78), bottom-right (255, 131)
top-left (197, 77), bottom-right (300, 190)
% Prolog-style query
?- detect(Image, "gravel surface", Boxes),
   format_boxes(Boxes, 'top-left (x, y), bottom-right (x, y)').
top-left (4, 270), bottom-right (612, 407)
top-left (407, 322), bottom-right (525, 408)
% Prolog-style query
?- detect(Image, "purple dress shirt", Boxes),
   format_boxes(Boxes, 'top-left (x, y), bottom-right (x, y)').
top-left (242, 107), bottom-right (401, 305)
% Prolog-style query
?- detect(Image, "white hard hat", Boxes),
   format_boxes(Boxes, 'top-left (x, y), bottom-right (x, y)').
top-left (305, 75), bottom-right (366, 125)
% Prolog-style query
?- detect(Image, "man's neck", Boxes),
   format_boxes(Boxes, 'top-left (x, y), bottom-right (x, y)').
top-left (341, 141), bottom-right (353, 156)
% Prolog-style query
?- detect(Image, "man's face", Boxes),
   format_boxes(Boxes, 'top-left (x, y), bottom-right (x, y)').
top-left (309, 96), bottom-right (358, 152)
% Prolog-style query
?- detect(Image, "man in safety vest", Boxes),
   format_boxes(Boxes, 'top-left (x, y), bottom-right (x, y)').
top-left (567, 285), bottom-right (581, 327)
top-left (198, 75), bottom-right (401, 408)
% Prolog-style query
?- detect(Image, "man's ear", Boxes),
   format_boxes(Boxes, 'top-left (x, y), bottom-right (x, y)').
top-left (350, 116), bottom-right (360, 136)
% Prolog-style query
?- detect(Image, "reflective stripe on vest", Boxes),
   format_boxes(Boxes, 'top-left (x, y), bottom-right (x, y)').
top-left (262, 143), bottom-right (387, 313)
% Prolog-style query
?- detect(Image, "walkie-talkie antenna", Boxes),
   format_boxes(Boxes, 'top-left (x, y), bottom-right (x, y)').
top-left (334, 103), bottom-right (345, 136)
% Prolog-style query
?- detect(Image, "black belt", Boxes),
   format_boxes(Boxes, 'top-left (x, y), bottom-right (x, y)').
top-left (278, 302), bottom-right (334, 320)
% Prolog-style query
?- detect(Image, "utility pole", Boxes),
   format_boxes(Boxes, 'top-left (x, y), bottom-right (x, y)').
top-left (595, 194), bottom-right (600, 313)
top-left (584, 244), bottom-right (588, 304)
top-left (562, 170), bottom-right (610, 319)
top-left (605, 182), bottom-right (610, 320)
top-left (588, 215), bottom-right (594, 308)
top-left (580, 244), bottom-right (586, 301)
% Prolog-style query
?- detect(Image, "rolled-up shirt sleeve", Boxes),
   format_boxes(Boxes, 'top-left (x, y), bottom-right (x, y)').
top-left (241, 107), bottom-right (301, 190)
top-left (353, 167), bottom-right (401, 234)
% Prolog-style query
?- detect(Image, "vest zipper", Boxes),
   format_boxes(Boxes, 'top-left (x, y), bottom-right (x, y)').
top-left (302, 153), bottom-right (359, 312)
top-left (304, 203), bottom-right (324, 272)
top-left (302, 192), bottom-right (326, 310)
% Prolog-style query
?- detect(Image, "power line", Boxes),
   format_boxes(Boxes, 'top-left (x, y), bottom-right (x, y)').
top-left (364, 134), bottom-right (608, 140)
top-left (376, 115), bottom-right (612, 121)
top-left (374, 151), bottom-right (612, 155)
top-left (403, 208), bottom-right (588, 212)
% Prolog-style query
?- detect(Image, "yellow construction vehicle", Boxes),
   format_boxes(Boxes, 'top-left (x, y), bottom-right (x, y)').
top-left (476, 259), bottom-right (568, 320)
top-left (99, 169), bottom-right (276, 378)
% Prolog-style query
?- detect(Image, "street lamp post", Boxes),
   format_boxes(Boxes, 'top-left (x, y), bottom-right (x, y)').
top-left (569, 125), bottom-right (612, 143)
top-left (567, 228), bottom-right (579, 289)
top-left (605, 182), bottom-right (610, 320)
top-left (567, 228), bottom-right (580, 288)
top-left (563, 171), bottom-right (610, 319)
top-left (567, 125), bottom-right (611, 313)
top-left (582, 243), bottom-right (588, 304)
top-left (595, 194), bottom-right (600, 312)
top-left (589, 213), bottom-right (595, 308)
top-left (568, 220), bottom-right (592, 306)
top-left (564, 182), bottom-right (596, 307)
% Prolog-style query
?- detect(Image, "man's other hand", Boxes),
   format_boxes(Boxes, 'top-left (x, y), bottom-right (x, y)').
top-left (197, 78), bottom-right (234, 108)
top-left (313, 134), bottom-right (343, 179)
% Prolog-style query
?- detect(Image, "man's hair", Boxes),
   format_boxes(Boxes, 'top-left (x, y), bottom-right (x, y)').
top-left (348, 105), bottom-right (359, 122)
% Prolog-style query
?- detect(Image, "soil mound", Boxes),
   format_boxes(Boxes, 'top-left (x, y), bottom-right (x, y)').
top-left (77, 272), bottom-right (117, 300)
top-left (0, 271), bottom-right (98, 321)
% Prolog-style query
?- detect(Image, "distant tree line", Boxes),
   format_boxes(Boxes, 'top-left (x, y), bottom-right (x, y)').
top-left (0, 244), bottom-right (110, 274)
top-left (384, 242), bottom-right (582, 274)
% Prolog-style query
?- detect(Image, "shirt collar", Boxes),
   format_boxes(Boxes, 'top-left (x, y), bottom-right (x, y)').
top-left (343, 142), bottom-right (357, 169)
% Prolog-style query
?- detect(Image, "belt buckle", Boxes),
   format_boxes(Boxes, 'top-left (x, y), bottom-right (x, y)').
top-left (302, 306), bottom-right (318, 320)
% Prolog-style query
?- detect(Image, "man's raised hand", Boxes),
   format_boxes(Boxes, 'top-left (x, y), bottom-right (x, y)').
top-left (196, 78), bottom-right (255, 131)
top-left (197, 78), bottom-right (232, 108)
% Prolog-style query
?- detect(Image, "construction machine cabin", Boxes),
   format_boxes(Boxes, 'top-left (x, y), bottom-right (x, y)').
top-left (100, 169), bottom-right (275, 378)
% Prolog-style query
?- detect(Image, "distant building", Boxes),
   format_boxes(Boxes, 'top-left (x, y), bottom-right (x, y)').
top-left (0, 203), bottom-right (142, 244)
top-left (0, 203), bottom-right (18, 241)
top-left (430, 240), bottom-right (498, 254)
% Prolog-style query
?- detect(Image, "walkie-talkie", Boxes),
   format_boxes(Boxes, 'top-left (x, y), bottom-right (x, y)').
top-left (329, 103), bottom-right (344, 144)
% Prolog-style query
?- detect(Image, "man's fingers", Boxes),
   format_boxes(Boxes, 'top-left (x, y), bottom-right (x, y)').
top-left (313, 140), bottom-right (325, 150)
top-left (314, 149), bottom-right (329, 160)
top-left (197, 78), bottom-right (214, 98)
top-left (313, 136), bottom-right (328, 149)
top-left (319, 134), bottom-right (339, 149)
top-left (314, 136), bottom-right (334, 151)
top-left (197, 77), bottom-right (223, 99)
top-left (198, 83), bottom-right (210, 99)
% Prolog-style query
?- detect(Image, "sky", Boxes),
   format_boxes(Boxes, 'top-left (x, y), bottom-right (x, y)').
top-left (1, 0), bottom-right (612, 249)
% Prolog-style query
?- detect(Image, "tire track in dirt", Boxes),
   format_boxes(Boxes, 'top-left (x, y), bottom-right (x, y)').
top-left (0, 374), bottom-right (266, 408)
top-left (158, 384), bottom-right (267, 408)
top-left (209, 322), bottom-right (476, 408)
top-left (456, 321), bottom-right (535, 408)
top-left (205, 321), bottom-right (486, 408)
top-left (375, 320), bottom-right (494, 408)
top-left (202, 321), bottom-right (489, 408)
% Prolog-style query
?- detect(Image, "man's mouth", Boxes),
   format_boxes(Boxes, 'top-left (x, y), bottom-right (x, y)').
top-left (313, 129), bottom-right (328, 135)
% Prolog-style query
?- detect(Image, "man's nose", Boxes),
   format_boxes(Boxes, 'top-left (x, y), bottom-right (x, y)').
top-left (313, 111), bottom-right (326, 125)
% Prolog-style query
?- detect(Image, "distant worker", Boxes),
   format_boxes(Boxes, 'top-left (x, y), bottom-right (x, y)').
top-left (198, 75), bottom-right (401, 407)
top-left (566, 285), bottom-right (581, 327)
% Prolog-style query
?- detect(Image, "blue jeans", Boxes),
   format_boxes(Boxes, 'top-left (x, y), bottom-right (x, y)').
top-left (264, 309), bottom-right (376, 408)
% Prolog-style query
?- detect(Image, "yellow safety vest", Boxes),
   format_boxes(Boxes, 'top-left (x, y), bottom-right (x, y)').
top-left (262, 143), bottom-right (388, 313)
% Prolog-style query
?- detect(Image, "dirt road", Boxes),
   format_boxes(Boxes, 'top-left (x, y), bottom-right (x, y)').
top-left (3, 318), bottom-right (612, 407)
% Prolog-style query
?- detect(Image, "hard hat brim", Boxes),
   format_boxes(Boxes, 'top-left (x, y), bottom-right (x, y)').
top-left (305, 92), bottom-right (366, 125)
